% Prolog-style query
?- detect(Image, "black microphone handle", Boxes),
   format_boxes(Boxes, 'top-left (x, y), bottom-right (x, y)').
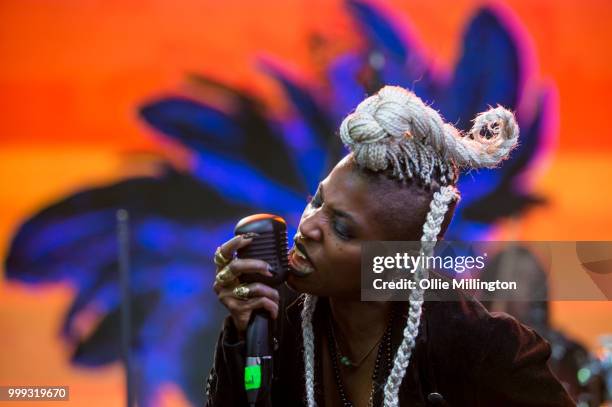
top-left (234, 214), bottom-right (289, 407)
top-left (244, 311), bottom-right (272, 407)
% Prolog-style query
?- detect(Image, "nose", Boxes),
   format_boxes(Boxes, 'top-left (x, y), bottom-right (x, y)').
top-left (298, 208), bottom-right (323, 242)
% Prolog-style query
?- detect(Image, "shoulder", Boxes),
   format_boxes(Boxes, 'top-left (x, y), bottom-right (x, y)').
top-left (423, 288), bottom-right (546, 345)
top-left (420, 292), bottom-right (573, 405)
top-left (420, 289), bottom-right (550, 372)
top-left (422, 288), bottom-right (499, 339)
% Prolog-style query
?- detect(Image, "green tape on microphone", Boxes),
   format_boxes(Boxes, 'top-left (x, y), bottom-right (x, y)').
top-left (244, 365), bottom-right (262, 390)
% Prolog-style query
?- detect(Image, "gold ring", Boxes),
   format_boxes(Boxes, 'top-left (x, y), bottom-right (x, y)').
top-left (215, 265), bottom-right (236, 286)
top-left (214, 246), bottom-right (232, 267)
top-left (233, 284), bottom-right (250, 300)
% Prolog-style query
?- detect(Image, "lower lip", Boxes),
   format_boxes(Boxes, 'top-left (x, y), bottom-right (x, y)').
top-left (288, 247), bottom-right (315, 276)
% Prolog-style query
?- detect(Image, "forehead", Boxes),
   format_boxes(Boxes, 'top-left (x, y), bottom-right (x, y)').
top-left (322, 159), bottom-right (365, 203)
top-left (321, 158), bottom-right (385, 236)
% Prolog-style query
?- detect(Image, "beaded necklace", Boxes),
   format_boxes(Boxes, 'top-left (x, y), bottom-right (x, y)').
top-left (326, 307), bottom-right (395, 407)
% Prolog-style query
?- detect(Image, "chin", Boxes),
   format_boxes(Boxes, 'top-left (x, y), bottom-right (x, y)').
top-left (286, 273), bottom-right (325, 296)
top-left (285, 274), bottom-right (299, 291)
top-left (286, 273), bottom-right (311, 293)
top-left (286, 274), bottom-right (360, 300)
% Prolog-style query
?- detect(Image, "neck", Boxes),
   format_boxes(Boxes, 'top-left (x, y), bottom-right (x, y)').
top-left (328, 298), bottom-right (392, 350)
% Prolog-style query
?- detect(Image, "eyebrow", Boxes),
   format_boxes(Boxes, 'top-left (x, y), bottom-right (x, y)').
top-left (319, 184), bottom-right (357, 223)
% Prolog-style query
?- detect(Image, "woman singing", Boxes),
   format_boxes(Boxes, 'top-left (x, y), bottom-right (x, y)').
top-left (205, 86), bottom-right (574, 406)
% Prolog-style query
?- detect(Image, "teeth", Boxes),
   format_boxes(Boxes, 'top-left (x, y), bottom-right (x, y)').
top-left (294, 245), bottom-right (307, 260)
top-left (288, 247), bottom-right (315, 277)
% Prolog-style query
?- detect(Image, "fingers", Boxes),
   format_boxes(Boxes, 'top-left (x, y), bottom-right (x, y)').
top-left (213, 258), bottom-right (273, 292)
top-left (241, 282), bottom-right (280, 302)
top-left (229, 258), bottom-right (273, 278)
top-left (229, 297), bottom-right (279, 319)
top-left (217, 282), bottom-right (279, 304)
top-left (213, 278), bottom-right (237, 294)
top-left (212, 233), bottom-right (280, 334)
top-left (221, 294), bottom-right (280, 332)
top-left (215, 233), bottom-right (258, 269)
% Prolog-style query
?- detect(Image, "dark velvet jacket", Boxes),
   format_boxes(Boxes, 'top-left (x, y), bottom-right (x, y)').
top-left (205, 289), bottom-right (575, 407)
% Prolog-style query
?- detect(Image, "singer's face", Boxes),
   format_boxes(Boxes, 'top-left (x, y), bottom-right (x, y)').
top-left (287, 154), bottom-right (453, 298)
top-left (287, 156), bottom-right (391, 300)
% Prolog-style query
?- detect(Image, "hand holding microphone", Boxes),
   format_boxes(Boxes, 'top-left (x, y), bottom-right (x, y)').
top-left (213, 233), bottom-right (280, 335)
top-left (213, 214), bottom-right (290, 406)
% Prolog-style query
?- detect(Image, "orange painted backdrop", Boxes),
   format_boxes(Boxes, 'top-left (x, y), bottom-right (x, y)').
top-left (1, 0), bottom-right (611, 405)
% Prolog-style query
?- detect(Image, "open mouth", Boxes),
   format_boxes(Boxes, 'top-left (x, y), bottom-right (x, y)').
top-left (288, 241), bottom-right (316, 277)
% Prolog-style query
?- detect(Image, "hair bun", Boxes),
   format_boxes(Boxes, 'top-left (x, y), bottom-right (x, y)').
top-left (458, 106), bottom-right (519, 167)
top-left (339, 86), bottom-right (428, 172)
top-left (339, 86), bottom-right (519, 180)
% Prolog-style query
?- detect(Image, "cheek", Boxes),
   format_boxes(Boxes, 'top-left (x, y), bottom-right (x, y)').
top-left (324, 241), bottom-right (362, 283)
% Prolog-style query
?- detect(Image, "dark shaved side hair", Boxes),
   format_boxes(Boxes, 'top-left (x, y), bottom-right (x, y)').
top-left (347, 155), bottom-right (457, 241)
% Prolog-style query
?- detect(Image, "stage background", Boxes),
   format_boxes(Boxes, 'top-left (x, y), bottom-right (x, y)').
top-left (1, 0), bottom-right (611, 405)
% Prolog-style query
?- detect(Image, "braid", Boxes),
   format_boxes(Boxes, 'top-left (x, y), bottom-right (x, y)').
top-left (301, 294), bottom-right (318, 407)
top-left (382, 185), bottom-right (459, 407)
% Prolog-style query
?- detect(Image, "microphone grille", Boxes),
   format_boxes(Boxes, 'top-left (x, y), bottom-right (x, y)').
top-left (234, 214), bottom-right (289, 286)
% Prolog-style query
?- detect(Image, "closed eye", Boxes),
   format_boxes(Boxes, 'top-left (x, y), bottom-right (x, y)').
top-left (308, 184), bottom-right (356, 240)
top-left (332, 220), bottom-right (352, 240)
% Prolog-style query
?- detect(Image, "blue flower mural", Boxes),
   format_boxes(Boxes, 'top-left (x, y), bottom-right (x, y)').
top-left (4, 1), bottom-right (556, 405)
